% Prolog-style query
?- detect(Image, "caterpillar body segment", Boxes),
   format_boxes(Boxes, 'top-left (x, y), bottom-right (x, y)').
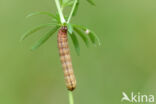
top-left (57, 26), bottom-right (76, 91)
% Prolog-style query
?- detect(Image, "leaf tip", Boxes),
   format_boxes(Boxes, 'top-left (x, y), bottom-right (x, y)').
top-left (86, 0), bottom-right (96, 6)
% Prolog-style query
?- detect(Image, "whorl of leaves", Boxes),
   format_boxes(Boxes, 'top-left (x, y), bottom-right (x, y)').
top-left (21, 0), bottom-right (100, 55)
top-left (31, 26), bottom-right (59, 50)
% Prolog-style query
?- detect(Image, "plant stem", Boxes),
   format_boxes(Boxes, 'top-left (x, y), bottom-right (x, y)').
top-left (69, 91), bottom-right (74, 104)
top-left (67, 0), bottom-right (77, 23)
top-left (55, 0), bottom-right (66, 23)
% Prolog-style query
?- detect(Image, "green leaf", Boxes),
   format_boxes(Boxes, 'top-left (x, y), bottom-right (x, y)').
top-left (88, 31), bottom-right (96, 45)
top-left (91, 31), bottom-right (101, 46)
top-left (72, 24), bottom-right (87, 31)
top-left (86, 0), bottom-right (96, 6)
top-left (26, 12), bottom-right (56, 19)
top-left (63, 0), bottom-right (74, 7)
top-left (74, 27), bottom-right (89, 47)
top-left (72, 1), bottom-right (79, 16)
top-left (69, 32), bottom-right (80, 56)
top-left (88, 31), bottom-right (101, 46)
top-left (73, 24), bottom-right (101, 46)
top-left (31, 26), bottom-right (59, 50)
top-left (67, 23), bottom-right (73, 34)
top-left (20, 24), bottom-right (53, 41)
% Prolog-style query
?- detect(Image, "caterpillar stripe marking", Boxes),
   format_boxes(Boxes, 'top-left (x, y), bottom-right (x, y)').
top-left (58, 26), bottom-right (76, 91)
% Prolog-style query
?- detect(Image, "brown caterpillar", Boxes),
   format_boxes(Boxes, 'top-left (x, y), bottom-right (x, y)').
top-left (57, 26), bottom-right (76, 91)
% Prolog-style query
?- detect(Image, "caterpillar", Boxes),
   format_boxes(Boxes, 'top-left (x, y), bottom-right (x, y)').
top-left (57, 26), bottom-right (76, 91)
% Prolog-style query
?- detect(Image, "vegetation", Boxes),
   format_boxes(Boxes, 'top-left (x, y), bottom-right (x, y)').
top-left (21, 0), bottom-right (100, 104)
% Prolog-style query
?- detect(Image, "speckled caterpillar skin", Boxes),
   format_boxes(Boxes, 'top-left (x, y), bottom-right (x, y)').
top-left (57, 26), bottom-right (76, 91)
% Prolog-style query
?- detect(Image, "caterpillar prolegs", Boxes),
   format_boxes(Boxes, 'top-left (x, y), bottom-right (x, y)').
top-left (58, 26), bottom-right (76, 91)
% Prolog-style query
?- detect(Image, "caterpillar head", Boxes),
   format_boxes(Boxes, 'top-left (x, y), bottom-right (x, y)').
top-left (61, 26), bottom-right (68, 33)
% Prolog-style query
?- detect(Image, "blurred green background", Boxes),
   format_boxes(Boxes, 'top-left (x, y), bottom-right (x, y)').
top-left (1, 0), bottom-right (156, 104)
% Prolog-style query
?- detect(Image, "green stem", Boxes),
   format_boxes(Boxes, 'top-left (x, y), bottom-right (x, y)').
top-left (69, 91), bottom-right (74, 104)
top-left (55, 0), bottom-right (66, 23)
top-left (67, 0), bottom-right (77, 23)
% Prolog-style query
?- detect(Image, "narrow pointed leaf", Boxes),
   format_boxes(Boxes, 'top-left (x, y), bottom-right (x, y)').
top-left (74, 27), bottom-right (89, 47)
top-left (26, 12), bottom-right (56, 19)
top-left (88, 31), bottom-right (96, 45)
top-left (73, 24), bottom-right (101, 46)
top-left (21, 24), bottom-right (53, 41)
top-left (69, 32), bottom-right (80, 56)
top-left (63, 0), bottom-right (74, 7)
top-left (31, 26), bottom-right (59, 50)
top-left (67, 23), bottom-right (73, 34)
top-left (90, 31), bottom-right (101, 46)
top-left (86, 0), bottom-right (95, 6)
top-left (64, 0), bottom-right (75, 7)
top-left (88, 31), bottom-right (101, 46)
top-left (72, 24), bottom-right (87, 31)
